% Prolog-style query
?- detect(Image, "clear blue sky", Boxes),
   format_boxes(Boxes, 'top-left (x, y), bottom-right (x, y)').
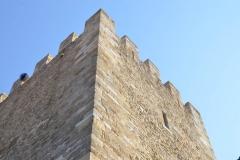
top-left (0, 1), bottom-right (239, 159)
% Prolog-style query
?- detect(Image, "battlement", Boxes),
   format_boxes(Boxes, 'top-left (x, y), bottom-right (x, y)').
top-left (120, 35), bottom-right (139, 61)
top-left (0, 9), bottom-right (215, 160)
top-left (185, 101), bottom-right (200, 115)
top-left (85, 9), bottom-right (115, 33)
top-left (0, 92), bottom-right (7, 103)
top-left (34, 53), bottom-right (54, 74)
top-left (144, 59), bottom-right (160, 80)
top-left (58, 32), bottom-right (78, 54)
top-left (184, 102), bottom-right (214, 159)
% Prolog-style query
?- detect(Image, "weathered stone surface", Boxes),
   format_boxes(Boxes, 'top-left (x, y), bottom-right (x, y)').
top-left (0, 9), bottom-right (216, 160)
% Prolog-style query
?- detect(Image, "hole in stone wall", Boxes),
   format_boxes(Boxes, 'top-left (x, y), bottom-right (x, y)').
top-left (162, 111), bottom-right (169, 129)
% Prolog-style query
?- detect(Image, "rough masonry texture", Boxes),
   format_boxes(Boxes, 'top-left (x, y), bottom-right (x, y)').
top-left (0, 9), bottom-right (216, 160)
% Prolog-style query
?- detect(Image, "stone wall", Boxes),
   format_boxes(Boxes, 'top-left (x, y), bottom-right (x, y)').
top-left (0, 9), bottom-right (100, 159)
top-left (91, 9), bottom-right (216, 160)
top-left (0, 9), bottom-right (216, 160)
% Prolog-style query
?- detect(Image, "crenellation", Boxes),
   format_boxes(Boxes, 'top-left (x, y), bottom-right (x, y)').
top-left (85, 9), bottom-right (115, 33)
top-left (33, 53), bottom-right (54, 74)
top-left (9, 79), bottom-right (22, 95)
top-left (120, 35), bottom-right (139, 61)
top-left (164, 81), bottom-right (183, 106)
top-left (0, 9), bottom-right (215, 160)
top-left (0, 92), bottom-right (8, 103)
top-left (58, 32), bottom-right (78, 54)
top-left (84, 9), bottom-right (115, 38)
top-left (99, 10), bottom-right (115, 33)
top-left (185, 102), bottom-right (200, 115)
top-left (144, 59), bottom-right (161, 80)
top-left (84, 10), bottom-right (101, 31)
top-left (184, 102), bottom-right (215, 159)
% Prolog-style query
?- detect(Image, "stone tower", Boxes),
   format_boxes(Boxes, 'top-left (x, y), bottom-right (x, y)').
top-left (0, 9), bottom-right (216, 160)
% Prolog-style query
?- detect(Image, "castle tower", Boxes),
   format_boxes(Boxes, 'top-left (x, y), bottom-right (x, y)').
top-left (0, 9), bottom-right (216, 160)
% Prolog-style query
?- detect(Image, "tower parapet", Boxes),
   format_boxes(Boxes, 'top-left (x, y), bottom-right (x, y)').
top-left (0, 9), bottom-right (215, 160)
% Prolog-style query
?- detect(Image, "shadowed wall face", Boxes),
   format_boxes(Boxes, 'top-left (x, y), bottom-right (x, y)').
top-left (0, 10), bottom-right (100, 160)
